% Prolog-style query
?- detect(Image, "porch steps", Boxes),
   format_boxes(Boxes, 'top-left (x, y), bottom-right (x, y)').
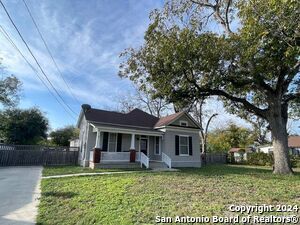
top-left (149, 161), bottom-right (168, 169)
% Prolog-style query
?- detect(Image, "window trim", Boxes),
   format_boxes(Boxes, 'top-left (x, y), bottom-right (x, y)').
top-left (179, 120), bottom-right (188, 127)
top-left (179, 135), bottom-right (189, 156)
top-left (154, 136), bottom-right (161, 155)
top-left (108, 133), bottom-right (117, 152)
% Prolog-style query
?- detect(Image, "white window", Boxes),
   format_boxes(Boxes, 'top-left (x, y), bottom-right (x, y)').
top-left (155, 136), bottom-right (160, 155)
top-left (180, 120), bottom-right (188, 126)
top-left (179, 136), bottom-right (189, 156)
top-left (108, 133), bottom-right (117, 152)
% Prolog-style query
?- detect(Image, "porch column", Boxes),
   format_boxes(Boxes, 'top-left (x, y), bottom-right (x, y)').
top-left (129, 133), bottom-right (136, 162)
top-left (93, 129), bottom-right (102, 164)
top-left (130, 133), bottom-right (135, 150)
top-left (95, 129), bottom-right (102, 148)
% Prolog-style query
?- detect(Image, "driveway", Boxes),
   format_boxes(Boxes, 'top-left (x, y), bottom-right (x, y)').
top-left (0, 167), bottom-right (42, 225)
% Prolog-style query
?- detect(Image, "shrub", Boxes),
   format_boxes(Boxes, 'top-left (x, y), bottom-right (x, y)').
top-left (246, 152), bottom-right (273, 166)
top-left (290, 156), bottom-right (300, 168)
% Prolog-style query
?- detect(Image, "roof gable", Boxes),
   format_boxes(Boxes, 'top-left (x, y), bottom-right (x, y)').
top-left (171, 113), bottom-right (199, 128)
top-left (154, 112), bottom-right (183, 128)
top-left (155, 111), bottom-right (201, 129)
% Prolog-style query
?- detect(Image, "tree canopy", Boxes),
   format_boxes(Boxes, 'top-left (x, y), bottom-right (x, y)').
top-left (49, 126), bottom-right (79, 146)
top-left (207, 123), bottom-right (254, 152)
top-left (119, 0), bottom-right (299, 174)
top-left (0, 72), bottom-right (21, 107)
top-left (0, 108), bottom-right (48, 144)
top-left (0, 60), bottom-right (21, 107)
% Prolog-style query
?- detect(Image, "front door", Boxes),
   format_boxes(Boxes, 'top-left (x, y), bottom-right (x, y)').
top-left (140, 138), bottom-right (148, 156)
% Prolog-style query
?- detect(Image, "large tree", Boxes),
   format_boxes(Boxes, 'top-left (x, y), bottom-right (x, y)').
top-left (0, 108), bottom-right (48, 144)
top-left (187, 98), bottom-right (218, 154)
top-left (49, 126), bottom-right (79, 146)
top-left (120, 0), bottom-right (299, 174)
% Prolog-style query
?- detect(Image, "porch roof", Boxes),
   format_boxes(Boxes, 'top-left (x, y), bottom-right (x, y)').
top-left (90, 122), bottom-right (163, 136)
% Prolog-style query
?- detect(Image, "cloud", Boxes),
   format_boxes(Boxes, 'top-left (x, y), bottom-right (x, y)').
top-left (0, 0), bottom-right (168, 129)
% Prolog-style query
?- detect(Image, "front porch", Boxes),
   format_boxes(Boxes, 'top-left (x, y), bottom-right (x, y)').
top-left (89, 151), bottom-right (170, 169)
top-left (84, 124), bottom-right (171, 169)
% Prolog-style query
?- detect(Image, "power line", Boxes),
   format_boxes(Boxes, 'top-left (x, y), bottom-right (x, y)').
top-left (22, 0), bottom-right (81, 106)
top-left (0, 0), bottom-right (78, 117)
top-left (0, 25), bottom-right (77, 120)
top-left (0, 25), bottom-right (76, 120)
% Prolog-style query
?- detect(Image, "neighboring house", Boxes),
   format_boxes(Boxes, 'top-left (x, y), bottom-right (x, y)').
top-left (69, 138), bottom-right (80, 148)
top-left (228, 147), bottom-right (253, 162)
top-left (258, 136), bottom-right (300, 156)
top-left (259, 145), bottom-right (273, 154)
top-left (288, 136), bottom-right (300, 156)
top-left (76, 104), bottom-right (202, 169)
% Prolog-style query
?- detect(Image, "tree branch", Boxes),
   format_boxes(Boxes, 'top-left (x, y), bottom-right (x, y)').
top-left (190, 0), bottom-right (233, 34)
top-left (283, 92), bottom-right (300, 103)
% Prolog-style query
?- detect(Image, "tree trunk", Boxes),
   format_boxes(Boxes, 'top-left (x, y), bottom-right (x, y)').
top-left (201, 140), bottom-right (206, 154)
top-left (268, 112), bottom-right (293, 175)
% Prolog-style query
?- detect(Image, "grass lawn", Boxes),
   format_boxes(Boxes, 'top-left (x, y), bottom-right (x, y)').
top-left (37, 165), bottom-right (300, 225)
top-left (42, 165), bottom-right (145, 177)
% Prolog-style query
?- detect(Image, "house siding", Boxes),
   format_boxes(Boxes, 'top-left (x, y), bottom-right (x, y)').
top-left (161, 129), bottom-right (201, 167)
top-left (121, 133), bottom-right (131, 151)
top-left (78, 117), bottom-right (88, 166)
top-left (148, 136), bottom-right (162, 161)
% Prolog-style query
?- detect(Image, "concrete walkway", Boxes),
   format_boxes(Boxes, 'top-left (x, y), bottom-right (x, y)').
top-left (43, 168), bottom-right (179, 179)
top-left (42, 170), bottom-right (148, 179)
top-left (0, 166), bottom-right (42, 225)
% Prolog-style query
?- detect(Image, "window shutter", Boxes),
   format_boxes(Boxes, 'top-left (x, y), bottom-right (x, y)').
top-left (175, 135), bottom-right (179, 155)
top-left (189, 136), bottom-right (193, 155)
top-left (117, 133), bottom-right (122, 152)
top-left (102, 132), bottom-right (108, 151)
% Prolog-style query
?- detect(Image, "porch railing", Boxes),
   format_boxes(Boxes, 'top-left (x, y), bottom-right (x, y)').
top-left (140, 152), bottom-right (149, 168)
top-left (162, 152), bottom-right (172, 168)
top-left (89, 150), bottom-right (141, 163)
top-left (102, 152), bottom-right (130, 162)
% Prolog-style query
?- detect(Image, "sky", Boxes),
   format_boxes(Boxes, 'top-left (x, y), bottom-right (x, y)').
top-left (0, 0), bottom-right (298, 134)
top-left (0, 0), bottom-right (165, 130)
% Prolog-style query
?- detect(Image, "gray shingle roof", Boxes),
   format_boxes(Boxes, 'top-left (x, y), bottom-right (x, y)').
top-left (84, 108), bottom-right (159, 128)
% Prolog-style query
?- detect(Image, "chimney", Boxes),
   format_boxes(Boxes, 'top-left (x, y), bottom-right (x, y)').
top-left (81, 104), bottom-right (91, 113)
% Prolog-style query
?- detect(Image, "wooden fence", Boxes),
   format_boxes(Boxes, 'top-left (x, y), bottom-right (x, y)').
top-left (202, 153), bottom-right (227, 165)
top-left (0, 144), bottom-right (79, 166)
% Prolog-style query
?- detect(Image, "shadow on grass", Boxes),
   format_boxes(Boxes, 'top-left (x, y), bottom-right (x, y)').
top-left (175, 164), bottom-right (300, 179)
top-left (43, 191), bottom-right (78, 199)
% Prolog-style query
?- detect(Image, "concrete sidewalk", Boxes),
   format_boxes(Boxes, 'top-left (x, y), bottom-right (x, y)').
top-left (0, 166), bottom-right (42, 225)
top-left (42, 168), bottom-right (179, 179)
top-left (42, 170), bottom-right (148, 179)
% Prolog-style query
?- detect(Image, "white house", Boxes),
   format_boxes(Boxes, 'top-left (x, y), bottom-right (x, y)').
top-left (76, 104), bottom-right (202, 169)
top-left (258, 136), bottom-right (300, 156)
